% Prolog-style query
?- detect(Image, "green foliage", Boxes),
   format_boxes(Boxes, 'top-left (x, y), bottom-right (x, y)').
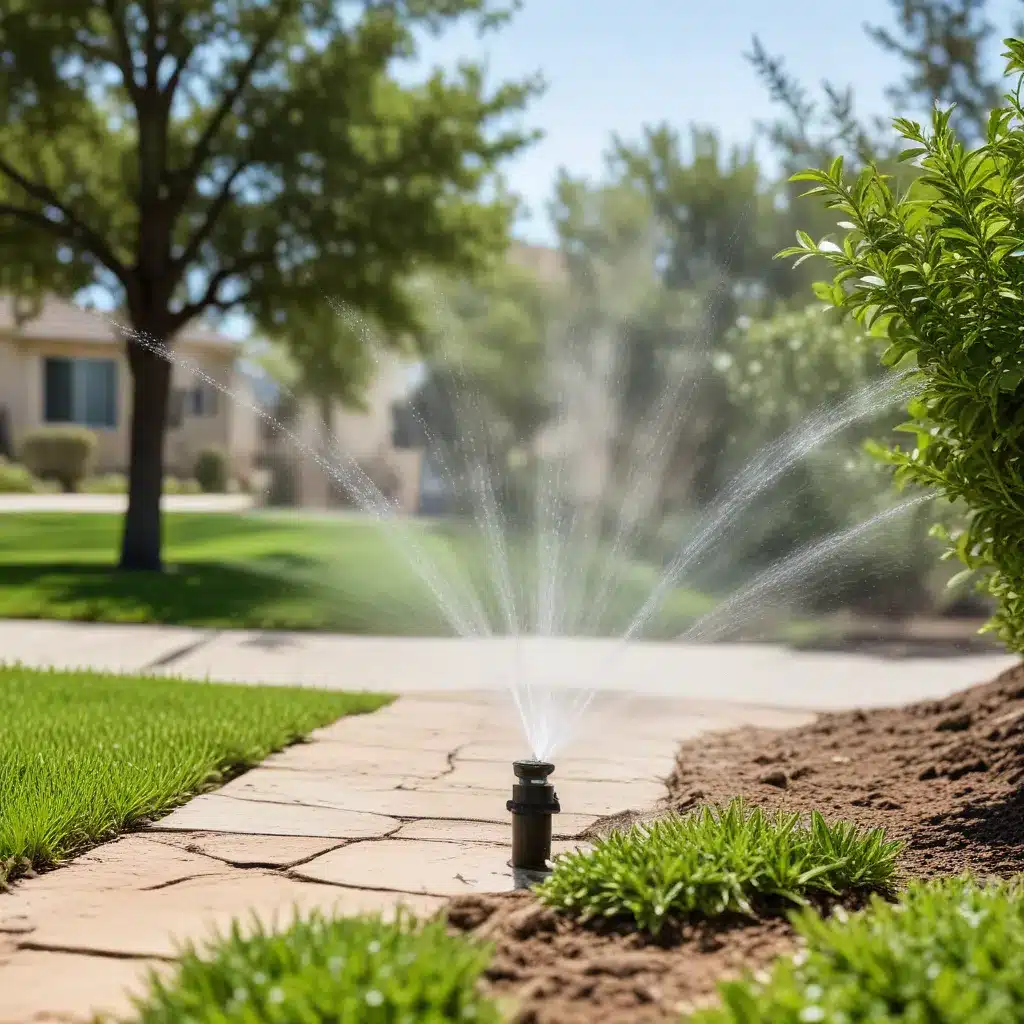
top-left (718, 305), bottom-right (886, 437)
top-left (405, 254), bottom-right (558, 455)
top-left (194, 447), bottom-right (229, 494)
top-left (693, 876), bottom-right (1024, 1023)
top-left (132, 909), bottom-right (499, 1024)
top-left (81, 472), bottom-right (128, 494)
top-left (0, 457), bottom-right (42, 494)
top-left (81, 474), bottom-right (202, 495)
top-left (536, 800), bottom-right (901, 936)
top-left (778, 41), bottom-right (1024, 650)
top-left (20, 425), bottom-right (97, 492)
top-left (0, 0), bottom-right (540, 567)
top-left (0, 665), bottom-right (388, 886)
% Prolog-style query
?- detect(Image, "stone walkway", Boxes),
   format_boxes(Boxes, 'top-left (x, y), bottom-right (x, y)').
top-left (0, 689), bottom-right (814, 1024)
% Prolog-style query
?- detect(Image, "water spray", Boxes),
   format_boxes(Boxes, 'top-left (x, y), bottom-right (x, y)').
top-left (507, 759), bottom-right (560, 872)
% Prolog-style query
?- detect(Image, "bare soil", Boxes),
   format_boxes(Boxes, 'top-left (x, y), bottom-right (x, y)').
top-left (448, 660), bottom-right (1024, 1022)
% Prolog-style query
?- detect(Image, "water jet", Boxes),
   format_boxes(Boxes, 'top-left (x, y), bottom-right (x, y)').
top-left (507, 759), bottom-right (560, 872)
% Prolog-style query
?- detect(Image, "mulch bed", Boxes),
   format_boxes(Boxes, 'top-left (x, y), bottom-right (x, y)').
top-left (447, 659), bottom-right (1024, 1022)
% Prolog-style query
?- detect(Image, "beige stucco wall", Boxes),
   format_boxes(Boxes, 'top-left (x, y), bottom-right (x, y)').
top-left (291, 353), bottom-right (422, 514)
top-left (0, 335), bottom-right (253, 480)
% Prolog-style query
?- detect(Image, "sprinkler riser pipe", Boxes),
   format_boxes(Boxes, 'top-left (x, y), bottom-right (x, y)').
top-left (507, 760), bottom-right (560, 873)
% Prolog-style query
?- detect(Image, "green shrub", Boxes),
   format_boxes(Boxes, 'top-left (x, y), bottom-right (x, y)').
top-left (82, 472), bottom-right (128, 494)
top-left (779, 39), bottom-right (1024, 652)
top-left (693, 876), bottom-right (1024, 1023)
top-left (0, 457), bottom-right (41, 494)
top-left (194, 447), bottom-right (228, 493)
top-left (132, 909), bottom-right (500, 1024)
top-left (164, 476), bottom-right (202, 495)
top-left (536, 800), bottom-right (901, 936)
top-left (20, 426), bottom-right (97, 492)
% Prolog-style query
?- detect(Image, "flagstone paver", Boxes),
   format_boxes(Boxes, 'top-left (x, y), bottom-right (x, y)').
top-left (0, 686), bottom-right (883, 1022)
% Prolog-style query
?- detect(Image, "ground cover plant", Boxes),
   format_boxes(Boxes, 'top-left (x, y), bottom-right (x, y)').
top-left (780, 38), bottom-right (1024, 652)
top-left (535, 799), bottom-right (902, 936)
top-left (131, 909), bottom-right (500, 1024)
top-left (693, 876), bottom-right (1024, 1023)
top-left (0, 512), bottom-right (712, 636)
top-left (0, 665), bottom-right (388, 887)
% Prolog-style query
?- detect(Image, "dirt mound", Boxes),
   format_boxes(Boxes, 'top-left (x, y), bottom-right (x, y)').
top-left (447, 661), bottom-right (1024, 1022)
top-left (669, 660), bottom-right (1024, 879)
top-left (447, 890), bottom-right (794, 1023)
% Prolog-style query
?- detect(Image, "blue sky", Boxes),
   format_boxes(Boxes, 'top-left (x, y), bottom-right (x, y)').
top-left (405, 0), bottom-right (1020, 243)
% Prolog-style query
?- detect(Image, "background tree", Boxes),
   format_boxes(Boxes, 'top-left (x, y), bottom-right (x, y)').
top-left (864, 0), bottom-right (1014, 143)
top-left (0, 0), bottom-right (540, 569)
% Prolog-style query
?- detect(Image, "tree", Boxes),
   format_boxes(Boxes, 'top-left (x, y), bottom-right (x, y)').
top-left (262, 306), bottom-right (381, 432)
top-left (0, 0), bottom-right (540, 569)
top-left (395, 255), bottom-right (556, 463)
top-left (864, 0), bottom-right (1010, 144)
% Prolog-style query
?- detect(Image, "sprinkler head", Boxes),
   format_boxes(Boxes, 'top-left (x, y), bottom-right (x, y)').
top-left (507, 759), bottom-right (561, 873)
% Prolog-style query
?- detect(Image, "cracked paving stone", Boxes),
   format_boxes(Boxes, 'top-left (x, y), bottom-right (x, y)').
top-left (263, 742), bottom-right (450, 777)
top-left (293, 839), bottom-right (521, 896)
top-left (149, 793), bottom-right (400, 838)
top-left (392, 818), bottom-right (596, 843)
top-left (216, 769), bottom-right (599, 832)
top-left (16, 872), bottom-right (444, 960)
top-left (150, 832), bottom-right (346, 868)
top-left (0, 950), bottom-right (170, 1024)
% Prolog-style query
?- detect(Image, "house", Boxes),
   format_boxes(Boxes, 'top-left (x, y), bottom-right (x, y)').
top-left (0, 296), bottom-right (259, 481)
top-left (262, 351), bottom-right (424, 514)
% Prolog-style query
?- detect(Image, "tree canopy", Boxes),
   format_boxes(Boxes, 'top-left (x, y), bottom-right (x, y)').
top-left (0, 0), bottom-right (540, 567)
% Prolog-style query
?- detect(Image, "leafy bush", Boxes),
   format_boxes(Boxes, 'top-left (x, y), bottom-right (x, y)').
top-left (132, 909), bottom-right (499, 1024)
top-left (20, 426), bottom-right (97, 492)
top-left (693, 876), bottom-right (1024, 1023)
top-left (779, 39), bottom-right (1024, 651)
top-left (0, 457), bottom-right (41, 494)
top-left (194, 447), bottom-right (228, 493)
top-left (536, 800), bottom-right (901, 936)
top-left (165, 476), bottom-right (202, 495)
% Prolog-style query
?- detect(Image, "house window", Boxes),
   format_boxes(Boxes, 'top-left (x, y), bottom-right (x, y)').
top-left (188, 384), bottom-right (219, 417)
top-left (43, 357), bottom-right (118, 428)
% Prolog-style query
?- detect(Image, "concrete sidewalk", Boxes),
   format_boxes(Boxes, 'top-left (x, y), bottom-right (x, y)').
top-left (0, 493), bottom-right (253, 514)
top-left (0, 690), bottom-right (814, 1023)
top-left (0, 619), bottom-right (1016, 710)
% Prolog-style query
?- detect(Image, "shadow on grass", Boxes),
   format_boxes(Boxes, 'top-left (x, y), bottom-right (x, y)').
top-left (0, 560), bottom-right (453, 635)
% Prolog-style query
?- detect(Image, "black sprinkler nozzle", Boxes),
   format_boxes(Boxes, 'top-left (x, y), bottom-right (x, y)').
top-left (507, 759), bottom-right (560, 872)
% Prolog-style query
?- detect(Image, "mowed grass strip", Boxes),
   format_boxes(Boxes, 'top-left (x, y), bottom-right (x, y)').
top-left (0, 665), bottom-right (390, 887)
top-left (0, 512), bottom-right (714, 635)
top-left (537, 799), bottom-right (902, 935)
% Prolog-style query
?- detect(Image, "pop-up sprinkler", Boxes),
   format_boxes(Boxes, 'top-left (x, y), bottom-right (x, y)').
top-left (507, 759), bottom-right (560, 872)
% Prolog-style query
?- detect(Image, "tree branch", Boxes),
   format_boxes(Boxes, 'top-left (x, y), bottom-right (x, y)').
top-left (0, 161), bottom-right (129, 282)
top-left (170, 252), bottom-right (272, 328)
top-left (170, 6), bottom-right (291, 207)
top-left (173, 160), bottom-right (252, 271)
top-left (101, 0), bottom-right (139, 100)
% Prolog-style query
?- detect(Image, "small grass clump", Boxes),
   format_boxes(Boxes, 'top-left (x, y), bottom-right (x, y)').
top-left (132, 909), bottom-right (500, 1024)
top-left (0, 665), bottom-right (389, 886)
top-left (537, 799), bottom-right (901, 935)
top-left (694, 876), bottom-right (1024, 1022)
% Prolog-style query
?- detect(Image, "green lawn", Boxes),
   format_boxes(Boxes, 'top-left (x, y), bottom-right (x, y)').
top-left (0, 665), bottom-right (389, 888)
top-left (0, 512), bottom-right (714, 635)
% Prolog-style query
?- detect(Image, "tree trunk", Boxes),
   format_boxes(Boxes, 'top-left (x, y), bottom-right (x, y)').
top-left (119, 341), bottom-right (172, 571)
